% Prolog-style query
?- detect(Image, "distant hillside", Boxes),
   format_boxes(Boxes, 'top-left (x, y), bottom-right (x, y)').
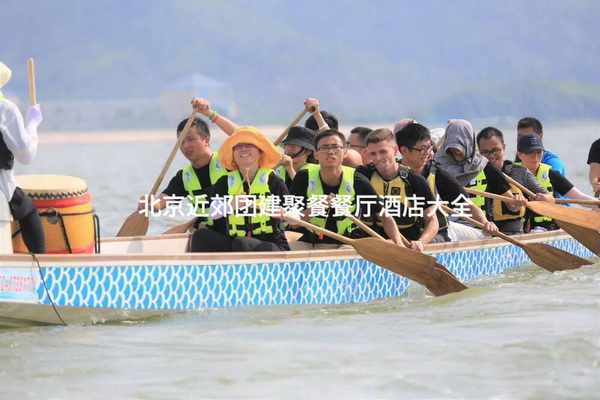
top-left (2, 0), bottom-right (600, 128)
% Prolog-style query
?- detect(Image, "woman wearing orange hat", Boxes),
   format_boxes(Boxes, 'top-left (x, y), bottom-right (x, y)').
top-left (190, 126), bottom-right (292, 252)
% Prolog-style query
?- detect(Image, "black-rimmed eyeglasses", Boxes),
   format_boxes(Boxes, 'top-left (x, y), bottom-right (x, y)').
top-left (317, 145), bottom-right (345, 154)
top-left (409, 144), bottom-right (434, 155)
top-left (480, 147), bottom-right (502, 157)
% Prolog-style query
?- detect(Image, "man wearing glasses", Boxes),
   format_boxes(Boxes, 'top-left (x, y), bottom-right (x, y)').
top-left (289, 130), bottom-right (404, 250)
top-left (357, 128), bottom-right (440, 251)
top-left (346, 126), bottom-right (373, 165)
top-left (477, 127), bottom-right (553, 235)
top-left (396, 123), bottom-right (499, 241)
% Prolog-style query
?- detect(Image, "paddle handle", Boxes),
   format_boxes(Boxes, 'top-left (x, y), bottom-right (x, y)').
top-left (504, 172), bottom-right (600, 205)
top-left (273, 109), bottom-right (308, 146)
top-left (465, 187), bottom-right (514, 203)
top-left (346, 214), bottom-right (412, 247)
top-left (148, 110), bottom-right (197, 196)
top-left (285, 215), bottom-right (351, 245)
top-left (435, 134), bottom-right (445, 149)
top-left (27, 58), bottom-right (36, 105)
top-left (441, 205), bottom-right (518, 246)
top-left (346, 214), bottom-right (385, 240)
top-left (502, 172), bottom-right (536, 198)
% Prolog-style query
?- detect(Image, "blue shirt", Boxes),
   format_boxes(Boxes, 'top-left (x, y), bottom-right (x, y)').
top-left (542, 149), bottom-right (566, 177)
top-left (542, 149), bottom-right (567, 200)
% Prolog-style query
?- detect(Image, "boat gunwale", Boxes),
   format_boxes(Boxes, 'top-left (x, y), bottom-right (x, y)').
top-left (0, 229), bottom-right (575, 264)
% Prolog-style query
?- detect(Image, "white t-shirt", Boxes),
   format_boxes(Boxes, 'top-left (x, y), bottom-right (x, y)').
top-left (0, 93), bottom-right (40, 200)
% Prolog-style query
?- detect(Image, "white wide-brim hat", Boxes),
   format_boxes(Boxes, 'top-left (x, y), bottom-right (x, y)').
top-left (0, 62), bottom-right (12, 89)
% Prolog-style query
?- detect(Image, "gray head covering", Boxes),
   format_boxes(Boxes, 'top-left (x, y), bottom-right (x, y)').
top-left (434, 119), bottom-right (488, 186)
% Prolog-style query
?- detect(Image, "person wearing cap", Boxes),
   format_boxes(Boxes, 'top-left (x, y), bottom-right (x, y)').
top-left (397, 122), bottom-right (498, 241)
top-left (477, 127), bottom-right (554, 235)
top-left (288, 129), bottom-right (404, 250)
top-left (0, 61), bottom-right (45, 253)
top-left (275, 125), bottom-right (316, 188)
top-left (190, 126), bottom-right (292, 252)
top-left (587, 138), bottom-right (600, 196)
top-left (137, 98), bottom-right (237, 233)
top-left (516, 132), bottom-right (599, 232)
top-left (516, 117), bottom-right (566, 176)
top-left (434, 119), bottom-right (525, 239)
top-left (356, 128), bottom-right (439, 251)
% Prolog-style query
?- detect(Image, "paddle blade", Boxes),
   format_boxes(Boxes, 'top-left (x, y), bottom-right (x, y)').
top-left (526, 202), bottom-right (600, 231)
top-left (352, 238), bottom-right (467, 296)
top-left (523, 242), bottom-right (594, 272)
top-left (429, 262), bottom-right (469, 296)
top-left (556, 221), bottom-right (600, 257)
top-left (116, 211), bottom-right (149, 237)
top-left (162, 218), bottom-right (197, 235)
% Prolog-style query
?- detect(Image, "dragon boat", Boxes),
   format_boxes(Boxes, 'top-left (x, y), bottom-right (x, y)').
top-left (0, 176), bottom-right (596, 327)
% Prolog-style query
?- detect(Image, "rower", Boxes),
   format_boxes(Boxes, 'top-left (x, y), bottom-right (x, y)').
top-left (477, 127), bottom-right (553, 235)
top-left (396, 122), bottom-right (498, 241)
top-left (357, 128), bottom-right (439, 250)
top-left (515, 133), bottom-right (600, 232)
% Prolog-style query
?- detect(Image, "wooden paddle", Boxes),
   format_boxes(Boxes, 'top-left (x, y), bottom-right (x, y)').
top-left (502, 173), bottom-right (600, 257)
top-left (285, 215), bottom-right (467, 296)
top-left (441, 205), bottom-right (593, 272)
top-left (117, 110), bottom-right (197, 237)
top-left (273, 108), bottom-right (309, 146)
top-left (27, 58), bottom-right (36, 105)
top-left (345, 214), bottom-right (467, 290)
top-left (551, 198), bottom-right (600, 205)
top-left (464, 187), bottom-right (600, 231)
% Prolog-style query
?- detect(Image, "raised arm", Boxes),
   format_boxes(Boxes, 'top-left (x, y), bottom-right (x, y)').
top-left (191, 97), bottom-right (238, 136)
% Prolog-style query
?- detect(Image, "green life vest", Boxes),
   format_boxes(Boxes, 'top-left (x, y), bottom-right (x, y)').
top-left (275, 162), bottom-right (316, 181)
top-left (226, 167), bottom-right (276, 237)
top-left (307, 165), bottom-right (356, 236)
top-left (515, 162), bottom-right (553, 223)
top-left (182, 153), bottom-right (227, 226)
top-left (422, 162), bottom-right (449, 232)
top-left (465, 170), bottom-right (488, 209)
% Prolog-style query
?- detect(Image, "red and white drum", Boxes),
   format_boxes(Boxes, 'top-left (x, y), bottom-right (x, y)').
top-left (12, 174), bottom-right (97, 254)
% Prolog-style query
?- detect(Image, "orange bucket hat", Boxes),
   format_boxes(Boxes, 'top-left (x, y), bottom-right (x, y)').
top-left (218, 126), bottom-right (282, 170)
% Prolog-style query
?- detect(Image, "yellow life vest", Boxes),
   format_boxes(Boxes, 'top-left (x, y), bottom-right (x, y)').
top-left (182, 153), bottom-right (227, 226)
top-left (307, 165), bottom-right (356, 236)
top-left (368, 167), bottom-right (418, 230)
top-left (515, 162), bottom-right (553, 223)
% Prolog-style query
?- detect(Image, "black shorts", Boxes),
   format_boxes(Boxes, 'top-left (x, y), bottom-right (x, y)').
top-left (9, 187), bottom-right (37, 221)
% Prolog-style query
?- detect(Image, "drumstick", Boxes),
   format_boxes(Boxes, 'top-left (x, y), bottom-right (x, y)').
top-left (27, 59), bottom-right (36, 105)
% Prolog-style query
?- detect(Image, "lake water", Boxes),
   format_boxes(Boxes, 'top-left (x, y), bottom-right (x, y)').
top-left (1, 122), bottom-right (599, 398)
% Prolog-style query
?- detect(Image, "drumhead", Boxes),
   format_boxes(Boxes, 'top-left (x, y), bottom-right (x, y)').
top-left (15, 174), bottom-right (88, 198)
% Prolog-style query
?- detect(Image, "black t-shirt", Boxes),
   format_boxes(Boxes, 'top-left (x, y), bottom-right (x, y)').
top-left (162, 166), bottom-right (212, 198)
top-left (290, 167), bottom-right (387, 244)
top-left (422, 163), bottom-right (467, 204)
top-left (481, 163), bottom-right (511, 194)
top-left (549, 169), bottom-right (574, 196)
top-left (162, 163), bottom-right (226, 233)
top-left (356, 163), bottom-right (436, 240)
top-left (209, 171), bottom-right (290, 246)
top-left (587, 139), bottom-right (600, 164)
